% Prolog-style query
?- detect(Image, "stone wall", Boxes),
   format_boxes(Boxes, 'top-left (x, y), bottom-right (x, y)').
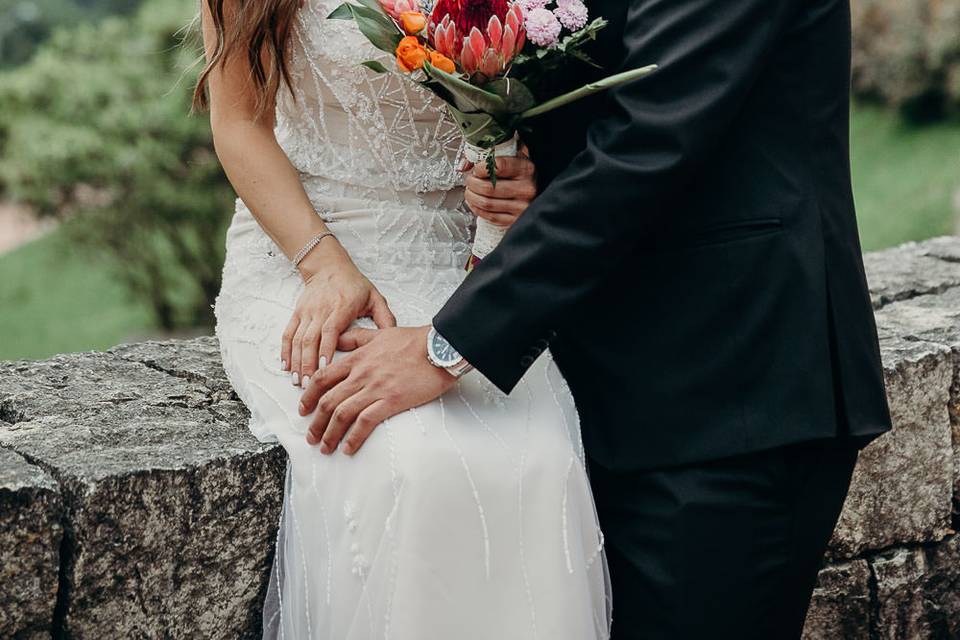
top-left (3, 236), bottom-right (960, 638)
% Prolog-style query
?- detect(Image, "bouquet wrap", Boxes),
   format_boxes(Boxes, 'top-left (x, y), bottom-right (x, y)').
top-left (463, 134), bottom-right (519, 261)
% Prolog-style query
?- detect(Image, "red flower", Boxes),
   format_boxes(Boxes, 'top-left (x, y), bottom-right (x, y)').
top-left (431, 0), bottom-right (510, 38)
top-left (431, 2), bottom-right (525, 78)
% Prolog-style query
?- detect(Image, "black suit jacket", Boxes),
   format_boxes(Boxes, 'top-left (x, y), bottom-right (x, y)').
top-left (434, 0), bottom-right (892, 471)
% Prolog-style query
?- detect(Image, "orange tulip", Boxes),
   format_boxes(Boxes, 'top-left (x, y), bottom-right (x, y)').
top-left (396, 36), bottom-right (428, 72)
top-left (429, 50), bottom-right (456, 74)
top-left (399, 10), bottom-right (427, 35)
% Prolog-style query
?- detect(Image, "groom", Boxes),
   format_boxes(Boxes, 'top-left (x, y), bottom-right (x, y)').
top-left (300, 0), bottom-right (892, 636)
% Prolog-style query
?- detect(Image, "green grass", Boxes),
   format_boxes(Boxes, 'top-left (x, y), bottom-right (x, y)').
top-left (851, 104), bottom-right (960, 251)
top-left (0, 227), bottom-right (154, 360)
top-left (1, 104), bottom-right (958, 360)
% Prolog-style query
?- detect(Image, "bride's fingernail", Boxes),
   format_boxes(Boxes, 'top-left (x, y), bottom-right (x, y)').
top-left (292, 371), bottom-right (300, 386)
top-left (319, 356), bottom-right (328, 370)
top-left (281, 359), bottom-right (288, 371)
top-left (302, 375), bottom-right (310, 389)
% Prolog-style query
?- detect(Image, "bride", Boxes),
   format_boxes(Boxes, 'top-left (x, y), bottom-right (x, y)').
top-left (196, 1), bottom-right (609, 637)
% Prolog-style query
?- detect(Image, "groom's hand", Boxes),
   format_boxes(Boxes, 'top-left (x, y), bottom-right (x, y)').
top-left (298, 325), bottom-right (456, 455)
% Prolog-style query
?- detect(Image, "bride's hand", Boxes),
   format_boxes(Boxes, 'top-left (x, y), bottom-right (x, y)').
top-left (463, 144), bottom-right (538, 227)
top-left (282, 240), bottom-right (396, 387)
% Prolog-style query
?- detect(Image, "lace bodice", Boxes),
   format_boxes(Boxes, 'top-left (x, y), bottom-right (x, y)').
top-left (276, 0), bottom-right (465, 199)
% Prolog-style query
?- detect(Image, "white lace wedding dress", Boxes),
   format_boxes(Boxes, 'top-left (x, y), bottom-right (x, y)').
top-left (213, 2), bottom-right (610, 638)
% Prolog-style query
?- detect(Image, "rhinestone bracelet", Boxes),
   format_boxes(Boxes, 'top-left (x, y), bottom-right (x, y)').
top-left (292, 231), bottom-right (336, 267)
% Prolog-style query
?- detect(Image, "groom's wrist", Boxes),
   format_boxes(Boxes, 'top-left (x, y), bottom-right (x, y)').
top-left (426, 325), bottom-right (474, 379)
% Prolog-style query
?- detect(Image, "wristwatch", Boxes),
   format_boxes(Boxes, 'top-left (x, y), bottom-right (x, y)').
top-left (426, 326), bottom-right (474, 378)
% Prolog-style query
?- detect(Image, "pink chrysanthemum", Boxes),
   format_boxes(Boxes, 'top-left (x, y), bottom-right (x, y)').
top-left (517, 0), bottom-right (550, 10)
top-left (554, 0), bottom-right (588, 31)
top-left (524, 7), bottom-right (561, 47)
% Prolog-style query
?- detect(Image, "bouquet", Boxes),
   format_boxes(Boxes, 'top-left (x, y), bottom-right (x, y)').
top-left (329, 0), bottom-right (657, 266)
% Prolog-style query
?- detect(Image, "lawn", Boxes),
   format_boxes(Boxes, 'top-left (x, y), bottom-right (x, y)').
top-left (0, 104), bottom-right (957, 360)
top-left (851, 104), bottom-right (960, 251)
top-left (0, 227), bottom-right (155, 360)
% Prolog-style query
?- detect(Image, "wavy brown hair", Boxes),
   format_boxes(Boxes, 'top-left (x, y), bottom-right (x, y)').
top-left (192, 0), bottom-right (301, 119)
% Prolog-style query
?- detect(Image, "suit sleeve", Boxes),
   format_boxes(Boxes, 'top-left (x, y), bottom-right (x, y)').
top-left (434, 0), bottom-right (799, 393)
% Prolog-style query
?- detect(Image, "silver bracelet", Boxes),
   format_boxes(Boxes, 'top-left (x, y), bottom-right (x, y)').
top-left (292, 231), bottom-right (336, 267)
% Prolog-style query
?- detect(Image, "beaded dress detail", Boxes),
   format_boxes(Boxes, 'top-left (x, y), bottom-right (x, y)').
top-left (213, 2), bottom-right (610, 638)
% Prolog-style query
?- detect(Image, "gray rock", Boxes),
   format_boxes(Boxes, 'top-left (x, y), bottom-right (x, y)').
top-left (871, 547), bottom-right (930, 639)
top-left (864, 239), bottom-right (960, 309)
top-left (110, 336), bottom-right (236, 396)
top-left (0, 446), bottom-right (62, 639)
top-left (830, 335), bottom-right (953, 557)
top-left (0, 346), bottom-right (286, 638)
top-left (874, 287), bottom-right (960, 507)
top-left (801, 560), bottom-right (872, 640)
top-left (925, 534), bottom-right (960, 639)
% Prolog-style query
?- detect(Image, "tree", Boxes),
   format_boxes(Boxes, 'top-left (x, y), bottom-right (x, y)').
top-left (0, 0), bottom-right (145, 68)
top-left (0, 0), bottom-right (234, 330)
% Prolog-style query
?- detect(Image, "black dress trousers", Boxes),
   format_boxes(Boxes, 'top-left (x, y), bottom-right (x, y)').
top-left (589, 437), bottom-right (860, 640)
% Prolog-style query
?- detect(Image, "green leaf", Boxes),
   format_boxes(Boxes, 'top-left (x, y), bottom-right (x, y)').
top-left (348, 4), bottom-right (403, 53)
top-left (361, 60), bottom-right (391, 73)
top-left (327, 3), bottom-right (354, 19)
top-left (349, 2), bottom-right (398, 29)
top-left (354, 0), bottom-right (388, 14)
top-left (486, 152), bottom-right (498, 186)
top-left (327, 3), bottom-right (402, 53)
top-left (445, 105), bottom-right (512, 148)
top-left (483, 78), bottom-right (537, 114)
top-left (423, 61), bottom-right (508, 117)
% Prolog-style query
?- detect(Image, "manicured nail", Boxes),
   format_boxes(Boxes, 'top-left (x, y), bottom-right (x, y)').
top-left (320, 441), bottom-right (333, 455)
top-left (306, 432), bottom-right (317, 445)
top-left (342, 444), bottom-right (355, 456)
top-left (292, 371), bottom-right (300, 386)
top-left (318, 356), bottom-right (328, 370)
top-left (299, 400), bottom-right (307, 416)
top-left (301, 375), bottom-right (310, 389)
top-left (281, 359), bottom-right (288, 371)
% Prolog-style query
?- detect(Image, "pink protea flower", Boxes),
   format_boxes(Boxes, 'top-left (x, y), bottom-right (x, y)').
top-left (457, 3), bottom-right (526, 77)
top-left (431, 0), bottom-right (510, 36)
top-left (432, 14), bottom-right (460, 59)
top-left (428, 2), bottom-right (525, 77)
top-left (380, 0), bottom-right (420, 20)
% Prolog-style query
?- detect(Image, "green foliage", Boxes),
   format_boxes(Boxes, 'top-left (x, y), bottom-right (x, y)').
top-left (851, 104), bottom-right (960, 251)
top-left (0, 0), bottom-right (144, 68)
top-left (0, 222), bottom-right (154, 360)
top-left (0, 0), bottom-right (234, 330)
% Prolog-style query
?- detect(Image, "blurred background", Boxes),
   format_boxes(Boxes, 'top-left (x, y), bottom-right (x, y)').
top-left (0, 0), bottom-right (958, 360)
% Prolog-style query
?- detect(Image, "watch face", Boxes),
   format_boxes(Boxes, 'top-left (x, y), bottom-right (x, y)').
top-left (431, 330), bottom-right (462, 366)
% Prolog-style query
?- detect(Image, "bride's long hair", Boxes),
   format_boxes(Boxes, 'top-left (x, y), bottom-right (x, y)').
top-left (192, 0), bottom-right (301, 119)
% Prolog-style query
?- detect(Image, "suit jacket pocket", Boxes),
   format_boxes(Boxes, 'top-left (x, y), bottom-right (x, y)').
top-left (688, 217), bottom-right (783, 249)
